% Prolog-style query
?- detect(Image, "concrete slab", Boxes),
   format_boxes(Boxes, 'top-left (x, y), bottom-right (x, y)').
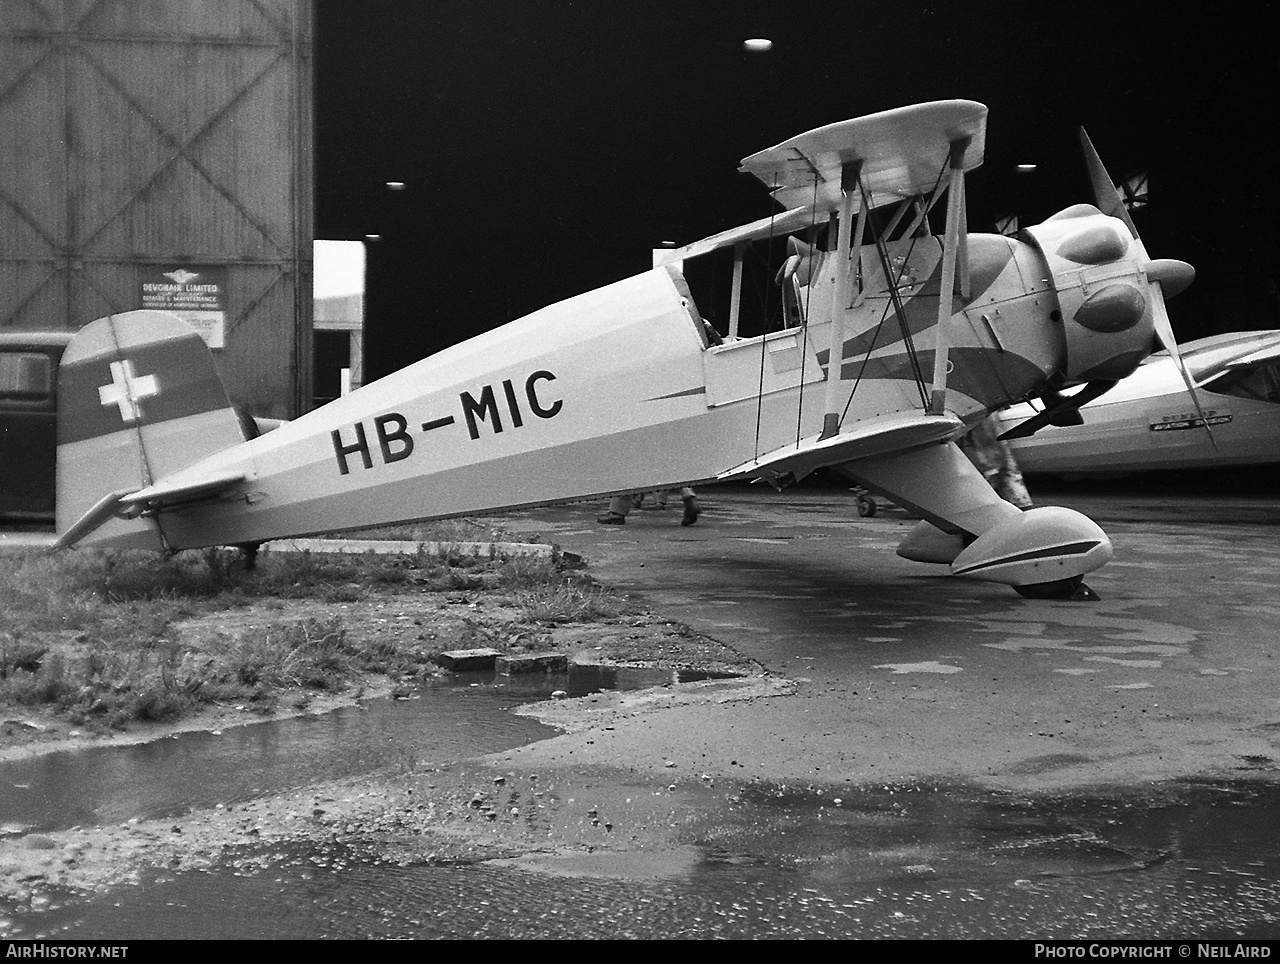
top-left (266, 537), bottom-right (554, 559)
top-left (436, 648), bottom-right (502, 672)
top-left (0, 531), bottom-right (55, 551)
top-left (496, 653), bottom-right (570, 675)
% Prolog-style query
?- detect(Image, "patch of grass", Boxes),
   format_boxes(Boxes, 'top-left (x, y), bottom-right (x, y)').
top-left (481, 554), bottom-right (635, 625)
top-left (0, 638), bottom-right (47, 676)
top-left (202, 616), bottom-right (358, 697)
top-left (0, 637), bottom-right (200, 728)
top-left (512, 582), bottom-right (628, 625)
top-left (0, 540), bottom-right (622, 733)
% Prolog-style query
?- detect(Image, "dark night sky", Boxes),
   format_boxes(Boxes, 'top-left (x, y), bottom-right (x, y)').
top-left (314, 2), bottom-right (1278, 381)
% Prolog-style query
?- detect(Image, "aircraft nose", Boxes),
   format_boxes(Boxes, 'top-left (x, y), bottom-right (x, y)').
top-left (1001, 129), bottom-right (1204, 442)
top-left (1020, 205), bottom-right (1171, 383)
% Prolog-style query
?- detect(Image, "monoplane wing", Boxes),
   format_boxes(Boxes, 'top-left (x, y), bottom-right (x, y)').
top-left (739, 100), bottom-right (988, 214)
top-left (1223, 338), bottom-right (1280, 371)
top-left (717, 411), bottom-right (965, 484)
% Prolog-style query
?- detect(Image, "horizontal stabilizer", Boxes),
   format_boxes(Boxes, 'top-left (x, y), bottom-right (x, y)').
top-left (53, 470), bottom-right (247, 550)
top-left (52, 490), bottom-right (133, 550)
top-left (718, 412), bottom-right (965, 483)
top-left (121, 470), bottom-right (247, 510)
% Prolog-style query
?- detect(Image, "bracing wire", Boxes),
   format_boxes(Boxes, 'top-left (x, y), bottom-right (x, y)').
top-left (837, 160), bottom-right (951, 425)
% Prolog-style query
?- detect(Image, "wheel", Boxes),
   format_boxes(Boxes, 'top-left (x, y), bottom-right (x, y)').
top-left (856, 496), bottom-right (877, 517)
top-left (1013, 576), bottom-right (1099, 601)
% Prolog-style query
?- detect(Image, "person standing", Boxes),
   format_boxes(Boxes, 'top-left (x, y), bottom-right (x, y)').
top-left (598, 488), bottom-right (700, 526)
top-left (959, 415), bottom-right (1033, 509)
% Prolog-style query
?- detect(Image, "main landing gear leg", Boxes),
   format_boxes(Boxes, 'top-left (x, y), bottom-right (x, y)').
top-left (838, 444), bottom-right (1112, 600)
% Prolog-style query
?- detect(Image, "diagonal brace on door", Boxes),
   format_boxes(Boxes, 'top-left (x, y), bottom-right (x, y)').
top-left (72, 45), bottom-right (293, 257)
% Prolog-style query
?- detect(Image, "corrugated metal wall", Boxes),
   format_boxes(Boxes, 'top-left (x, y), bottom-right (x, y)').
top-left (0, 0), bottom-right (313, 418)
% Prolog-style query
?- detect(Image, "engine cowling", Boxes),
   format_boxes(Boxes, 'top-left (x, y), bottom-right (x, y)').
top-left (1020, 204), bottom-right (1157, 384)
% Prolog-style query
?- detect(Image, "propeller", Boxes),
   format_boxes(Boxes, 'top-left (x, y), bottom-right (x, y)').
top-left (1078, 129), bottom-right (1217, 449)
top-left (1002, 132), bottom-right (1207, 444)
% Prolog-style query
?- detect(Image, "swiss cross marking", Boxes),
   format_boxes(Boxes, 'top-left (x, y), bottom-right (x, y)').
top-left (98, 359), bottom-right (160, 423)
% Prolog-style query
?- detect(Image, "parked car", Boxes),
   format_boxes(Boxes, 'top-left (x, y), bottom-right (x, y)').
top-left (0, 331), bottom-right (73, 522)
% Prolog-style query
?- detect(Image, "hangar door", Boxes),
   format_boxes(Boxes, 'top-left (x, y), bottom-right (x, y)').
top-left (0, 0), bottom-right (314, 418)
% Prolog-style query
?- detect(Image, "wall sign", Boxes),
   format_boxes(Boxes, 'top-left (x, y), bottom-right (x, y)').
top-left (139, 265), bottom-right (228, 348)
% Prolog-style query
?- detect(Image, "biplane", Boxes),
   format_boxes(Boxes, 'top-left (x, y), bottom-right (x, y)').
top-left (998, 329), bottom-right (1280, 476)
top-left (53, 100), bottom-right (1197, 599)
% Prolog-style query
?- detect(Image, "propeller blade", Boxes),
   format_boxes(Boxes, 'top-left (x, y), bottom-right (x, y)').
top-left (1079, 128), bottom-right (1138, 239)
top-left (1079, 129), bottom-right (1213, 449)
top-left (1150, 282), bottom-right (1220, 451)
top-left (999, 380), bottom-right (1116, 441)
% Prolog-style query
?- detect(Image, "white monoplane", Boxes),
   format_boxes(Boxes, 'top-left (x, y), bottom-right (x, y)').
top-left (999, 329), bottom-right (1280, 475)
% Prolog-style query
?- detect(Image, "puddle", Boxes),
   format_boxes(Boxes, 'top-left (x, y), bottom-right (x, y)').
top-left (0, 663), bottom-right (736, 834)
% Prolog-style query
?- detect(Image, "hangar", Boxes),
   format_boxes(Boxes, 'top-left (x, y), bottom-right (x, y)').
top-left (0, 0), bottom-right (314, 421)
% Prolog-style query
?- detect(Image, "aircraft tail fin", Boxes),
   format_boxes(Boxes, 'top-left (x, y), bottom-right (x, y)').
top-left (55, 310), bottom-right (249, 549)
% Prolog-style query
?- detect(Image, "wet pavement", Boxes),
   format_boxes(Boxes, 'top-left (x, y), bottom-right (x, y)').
top-left (5, 482), bottom-right (1280, 938)
top-left (493, 484), bottom-right (1280, 790)
top-left (18, 779), bottom-right (1280, 938)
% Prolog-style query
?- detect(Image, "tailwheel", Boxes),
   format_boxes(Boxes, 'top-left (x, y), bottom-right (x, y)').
top-left (234, 541), bottom-right (262, 571)
top-left (1014, 576), bottom-right (1099, 601)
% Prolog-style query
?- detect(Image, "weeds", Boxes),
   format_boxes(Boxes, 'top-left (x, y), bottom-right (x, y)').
top-left (339, 517), bottom-right (514, 544)
top-left (513, 582), bottom-right (627, 625)
top-left (0, 539), bottom-right (633, 733)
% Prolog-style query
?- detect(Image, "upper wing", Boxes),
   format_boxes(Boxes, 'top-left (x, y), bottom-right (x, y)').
top-left (717, 411), bottom-right (965, 484)
top-left (739, 100), bottom-right (987, 214)
top-left (654, 206), bottom-right (821, 265)
top-left (658, 101), bottom-right (988, 265)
